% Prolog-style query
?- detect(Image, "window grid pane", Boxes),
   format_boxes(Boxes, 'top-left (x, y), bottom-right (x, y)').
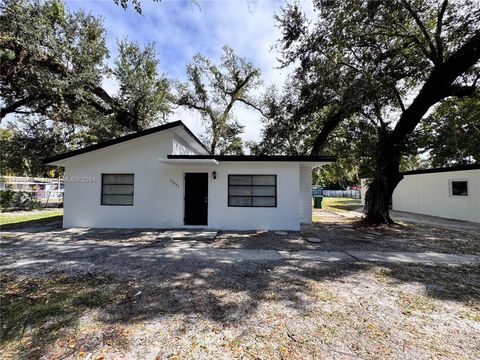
top-left (102, 174), bottom-right (134, 205)
top-left (451, 181), bottom-right (468, 196)
top-left (228, 196), bottom-right (253, 207)
top-left (102, 184), bottom-right (134, 195)
top-left (252, 175), bottom-right (276, 185)
top-left (102, 174), bottom-right (134, 185)
top-left (229, 175), bottom-right (252, 185)
top-left (252, 186), bottom-right (276, 196)
top-left (102, 194), bottom-right (133, 206)
top-left (253, 197), bottom-right (276, 207)
top-left (228, 175), bottom-right (276, 207)
top-left (229, 185), bottom-right (253, 196)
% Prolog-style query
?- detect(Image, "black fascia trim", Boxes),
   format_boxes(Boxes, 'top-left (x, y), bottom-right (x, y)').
top-left (44, 120), bottom-right (211, 164)
top-left (402, 164), bottom-right (479, 175)
top-left (167, 155), bottom-right (337, 162)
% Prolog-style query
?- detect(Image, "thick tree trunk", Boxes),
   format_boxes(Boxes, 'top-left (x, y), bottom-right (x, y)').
top-left (364, 137), bottom-right (403, 225)
top-left (364, 33), bottom-right (480, 225)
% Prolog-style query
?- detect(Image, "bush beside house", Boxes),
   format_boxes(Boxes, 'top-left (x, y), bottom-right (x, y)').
top-left (0, 190), bottom-right (40, 211)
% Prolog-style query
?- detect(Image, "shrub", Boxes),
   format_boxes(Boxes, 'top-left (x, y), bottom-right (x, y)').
top-left (0, 190), bottom-right (40, 210)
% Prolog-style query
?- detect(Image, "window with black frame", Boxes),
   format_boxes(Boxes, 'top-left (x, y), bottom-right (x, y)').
top-left (228, 175), bottom-right (277, 207)
top-left (450, 180), bottom-right (468, 196)
top-left (101, 174), bottom-right (134, 205)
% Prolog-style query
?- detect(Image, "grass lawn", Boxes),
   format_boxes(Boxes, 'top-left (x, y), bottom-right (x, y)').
top-left (0, 209), bottom-right (63, 226)
top-left (318, 197), bottom-right (362, 213)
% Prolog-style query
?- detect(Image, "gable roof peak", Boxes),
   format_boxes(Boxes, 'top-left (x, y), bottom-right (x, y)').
top-left (44, 120), bottom-right (210, 165)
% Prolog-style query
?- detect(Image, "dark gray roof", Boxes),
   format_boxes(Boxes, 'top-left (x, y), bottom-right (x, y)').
top-left (167, 155), bottom-right (336, 162)
top-left (402, 164), bottom-right (479, 175)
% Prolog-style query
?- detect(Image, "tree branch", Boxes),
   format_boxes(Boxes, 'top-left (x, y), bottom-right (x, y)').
top-left (392, 31), bottom-right (480, 144)
top-left (0, 96), bottom-right (41, 118)
top-left (446, 84), bottom-right (476, 98)
top-left (390, 84), bottom-right (406, 112)
top-left (435, 0), bottom-right (448, 63)
top-left (236, 98), bottom-right (269, 118)
top-left (309, 103), bottom-right (361, 155)
top-left (401, 0), bottom-right (438, 63)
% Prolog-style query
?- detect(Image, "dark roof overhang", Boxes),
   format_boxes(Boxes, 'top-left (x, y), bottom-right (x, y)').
top-left (402, 163), bottom-right (479, 175)
top-left (167, 155), bottom-right (336, 162)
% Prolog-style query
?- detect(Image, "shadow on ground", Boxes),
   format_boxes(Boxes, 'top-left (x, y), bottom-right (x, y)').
top-left (326, 203), bottom-right (362, 211)
top-left (0, 216), bottom-right (63, 231)
top-left (1, 232), bottom-right (479, 358)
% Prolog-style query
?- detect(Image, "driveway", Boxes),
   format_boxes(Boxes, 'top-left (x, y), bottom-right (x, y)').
top-left (319, 204), bottom-right (480, 233)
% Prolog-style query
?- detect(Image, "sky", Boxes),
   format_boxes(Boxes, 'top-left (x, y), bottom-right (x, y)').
top-left (65, 0), bottom-right (313, 143)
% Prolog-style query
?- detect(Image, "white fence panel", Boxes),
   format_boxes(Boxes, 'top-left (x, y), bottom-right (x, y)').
top-left (321, 189), bottom-right (361, 199)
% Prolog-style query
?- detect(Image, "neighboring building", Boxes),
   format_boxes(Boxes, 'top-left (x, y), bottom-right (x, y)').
top-left (0, 176), bottom-right (64, 205)
top-left (44, 121), bottom-right (334, 230)
top-left (392, 165), bottom-right (480, 223)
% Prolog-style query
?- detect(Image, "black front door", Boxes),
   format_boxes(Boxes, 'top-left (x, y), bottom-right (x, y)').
top-left (184, 173), bottom-right (208, 225)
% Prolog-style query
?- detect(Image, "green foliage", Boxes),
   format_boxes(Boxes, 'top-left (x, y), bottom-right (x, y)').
top-left (249, 85), bottom-right (317, 155)
top-left (259, 0), bottom-right (480, 222)
top-left (399, 154), bottom-right (427, 172)
top-left (251, 87), bottom-right (377, 188)
top-left (0, 190), bottom-right (40, 210)
top-left (1, 0), bottom-right (108, 123)
top-left (176, 46), bottom-right (262, 154)
top-left (418, 95), bottom-right (480, 166)
top-left (114, 0), bottom-right (160, 14)
top-left (0, 0), bottom-right (172, 134)
top-left (0, 119), bottom-right (69, 177)
top-left (113, 39), bottom-right (172, 130)
top-left (0, 0), bottom-right (173, 177)
top-left (273, 0), bottom-right (479, 146)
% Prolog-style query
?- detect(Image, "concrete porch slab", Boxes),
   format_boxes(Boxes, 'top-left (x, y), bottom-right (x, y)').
top-left (156, 230), bottom-right (218, 240)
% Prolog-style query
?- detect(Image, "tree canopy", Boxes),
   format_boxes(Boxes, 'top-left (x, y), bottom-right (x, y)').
top-left (0, 0), bottom-right (172, 136)
top-left (175, 46), bottom-right (263, 154)
top-left (253, 0), bottom-right (480, 223)
top-left (418, 93), bottom-right (480, 167)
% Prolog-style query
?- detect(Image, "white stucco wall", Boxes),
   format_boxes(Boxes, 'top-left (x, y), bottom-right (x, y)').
top-left (299, 166), bottom-right (312, 224)
top-left (62, 131), bottom-right (303, 230)
top-left (172, 134), bottom-right (202, 155)
top-left (63, 130), bottom-right (180, 228)
top-left (174, 162), bottom-right (301, 231)
top-left (392, 169), bottom-right (480, 223)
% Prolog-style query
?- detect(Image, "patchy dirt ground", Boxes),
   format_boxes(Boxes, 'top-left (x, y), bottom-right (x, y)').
top-left (211, 210), bottom-right (480, 254)
top-left (1, 259), bottom-right (479, 359)
top-left (1, 211), bottom-right (480, 359)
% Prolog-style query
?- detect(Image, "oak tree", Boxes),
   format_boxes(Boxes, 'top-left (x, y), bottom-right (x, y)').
top-left (176, 46), bottom-right (263, 154)
top-left (0, 0), bottom-right (171, 136)
top-left (273, 0), bottom-right (480, 224)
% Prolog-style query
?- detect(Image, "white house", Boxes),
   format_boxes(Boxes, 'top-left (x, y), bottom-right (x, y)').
top-left (44, 120), bottom-right (334, 230)
top-left (392, 165), bottom-right (480, 223)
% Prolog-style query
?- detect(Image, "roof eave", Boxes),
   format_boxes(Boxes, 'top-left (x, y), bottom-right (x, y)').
top-left (166, 155), bottom-right (337, 163)
top-left (402, 163), bottom-right (480, 175)
top-left (43, 120), bottom-right (211, 165)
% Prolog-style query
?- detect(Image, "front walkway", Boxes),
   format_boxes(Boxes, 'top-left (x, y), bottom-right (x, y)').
top-left (129, 241), bottom-right (480, 264)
